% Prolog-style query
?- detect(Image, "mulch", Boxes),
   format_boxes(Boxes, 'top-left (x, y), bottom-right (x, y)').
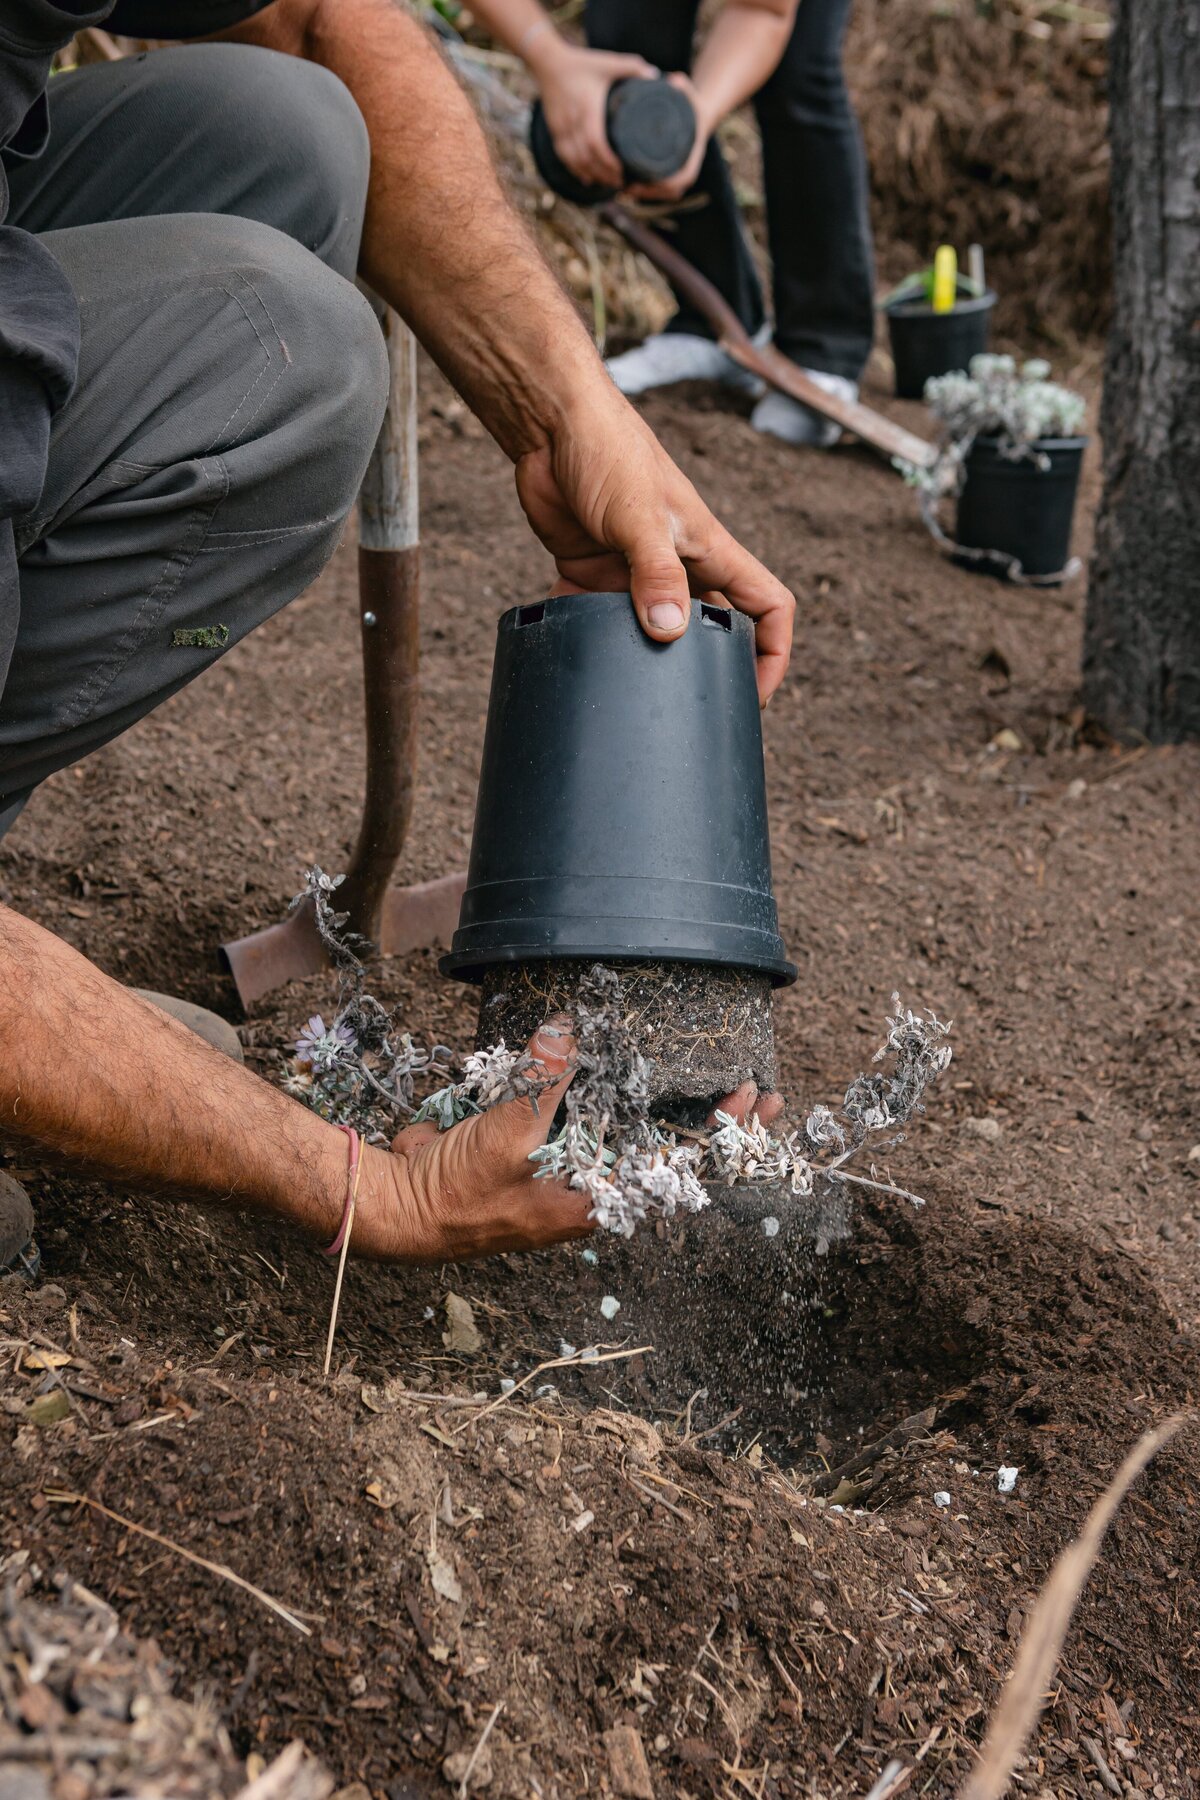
top-left (2, 352), bottom-right (1199, 1798)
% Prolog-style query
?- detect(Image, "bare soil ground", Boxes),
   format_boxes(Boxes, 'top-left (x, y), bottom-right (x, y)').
top-left (2, 355), bottom-right (1198, 1800)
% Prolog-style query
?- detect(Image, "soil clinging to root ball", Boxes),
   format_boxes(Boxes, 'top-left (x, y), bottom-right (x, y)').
top-left (477, 958), bottom-right (777, 1121)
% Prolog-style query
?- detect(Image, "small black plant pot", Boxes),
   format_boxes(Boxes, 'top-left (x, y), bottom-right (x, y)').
top-left (441, 591), bottom-right (796, 986)
top-left (955, 436), bottom-right (1087, 581)
top-left (884, 291), bottom-right (996, 399)
top-left (529, 77), bottom-right (696, 208)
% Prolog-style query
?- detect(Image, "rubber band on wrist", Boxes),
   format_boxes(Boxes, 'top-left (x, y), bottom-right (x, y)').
top-left (322, 1124), bottom-right (362, 1257)
top-left (322, 1125), bottom-right (365, 1377)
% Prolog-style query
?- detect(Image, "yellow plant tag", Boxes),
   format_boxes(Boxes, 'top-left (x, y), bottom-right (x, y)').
top-left (932, 244), bottom-right (958, 313)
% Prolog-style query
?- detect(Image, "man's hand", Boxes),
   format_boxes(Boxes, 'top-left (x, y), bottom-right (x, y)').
top-left (536, 43), bottom-right (658, 188)
top-left (351, 1016), bottom-right (787, 1263)
top-left (353, 1020), bottom-right (592, 1262)
top-left (515, 388), bottom-right (795, 704)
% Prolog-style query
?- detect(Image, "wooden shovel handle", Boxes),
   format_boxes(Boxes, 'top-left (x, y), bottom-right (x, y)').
top-left (599, 203), bottom-right (937, 470)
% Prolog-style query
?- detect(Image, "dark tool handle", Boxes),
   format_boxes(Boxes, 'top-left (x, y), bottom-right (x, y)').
top-left (600, 202), bottom-right (937, 469)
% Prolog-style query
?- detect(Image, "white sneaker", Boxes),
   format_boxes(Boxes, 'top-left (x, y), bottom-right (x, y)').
top-left (751, 370), bottom-right (859, 449)
top-left (606, 328), bottom-right (768, 398)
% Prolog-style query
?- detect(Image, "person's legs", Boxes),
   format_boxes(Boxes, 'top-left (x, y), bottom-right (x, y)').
top-left (0, 210), bottom-right (387, 813)
top-left (586, 0), bottom-right (765, 344)
top-left (0, 41), bottom-right (383, 817)
top-left (6, 42), bottom-right (369, 281)
top-left (754, 0), bottom-right (875, 382)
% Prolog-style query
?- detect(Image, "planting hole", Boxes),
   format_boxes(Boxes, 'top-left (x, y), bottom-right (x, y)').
top-left (700, 602), bottom-right (732, 629)
top-left (515, 601), bottom-right (546, 627)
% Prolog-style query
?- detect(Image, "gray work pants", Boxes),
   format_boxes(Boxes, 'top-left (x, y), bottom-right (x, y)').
top-left (0, 43), bottom-right (388, 833)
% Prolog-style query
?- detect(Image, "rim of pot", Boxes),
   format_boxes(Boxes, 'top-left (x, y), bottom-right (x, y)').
top-left (882, 289), bottom-right (997, 317)
top-left (967, 433), bottom-right (1090, 453)
top-left (440, 942), bottom-right (800, 988)
top-left (495, 590), bottom-right (745, 627)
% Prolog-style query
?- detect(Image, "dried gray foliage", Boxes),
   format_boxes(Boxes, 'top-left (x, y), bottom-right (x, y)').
top-left (284, 871), bottom-right (952, 1234)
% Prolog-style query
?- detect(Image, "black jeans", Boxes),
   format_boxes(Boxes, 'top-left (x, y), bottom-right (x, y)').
top-left (588, 0), bottom-right (875, 381)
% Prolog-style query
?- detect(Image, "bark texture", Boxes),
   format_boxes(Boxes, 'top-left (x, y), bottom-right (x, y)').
top-left (1082, 0), bottom-right (1200, 740)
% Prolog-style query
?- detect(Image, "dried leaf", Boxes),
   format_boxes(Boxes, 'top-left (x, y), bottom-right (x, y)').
top-left (427, 1550), bottom-right (462, 1604)
top-left (26, 1391), bottom-right (70, 1427)
top-left (442, 1293), bottom-right (483, 1356)
top-left (24, 1349), bottom-right (72, 1372)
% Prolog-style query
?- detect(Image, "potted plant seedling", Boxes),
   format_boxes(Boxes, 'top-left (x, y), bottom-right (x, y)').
top-left (900, 353), bottom-right (1088, 583)
top-left (440, 591), bottom-right (796, 1120)
top-left (882, 244), bottom-right (997, 399)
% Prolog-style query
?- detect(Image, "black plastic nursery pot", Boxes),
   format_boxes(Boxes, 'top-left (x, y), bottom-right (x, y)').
top-left (442, 592), bottom-right (795, 1108)
top-left (884, 291), bottom-right (996, 399)
top-left (955, 436), bottom-right (1086, 581)
top-left (529, 77), bottom-right (696, 207)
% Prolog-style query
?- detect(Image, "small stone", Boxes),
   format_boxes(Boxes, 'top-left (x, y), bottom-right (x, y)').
top-left (761, 1215), bottom-right (781, 1238)
top-left (1186, 1145), bottom-right (1200, 1167)
top-left (964, 1115), bottom-right (1002, 1143)
top-left (991, 727), bottom-right (1024, 753)
top-left (934, 1491), bottom-right (951, 1508)
top-left (1064, 777), bottom-right (1087, 800)
top-left (600, 1295), bottom-right (621, 1321)
top-left (1158, 1221), bottom-right (1178, 1242)
top-left (580, 1247), bottom-right (599, 1265)
top-left (997, 1465), bottom-right (1019, 1494)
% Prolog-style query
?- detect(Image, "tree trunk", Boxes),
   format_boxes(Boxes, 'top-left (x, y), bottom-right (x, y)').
top-left (1082, 0), bottom-right (1200, 740)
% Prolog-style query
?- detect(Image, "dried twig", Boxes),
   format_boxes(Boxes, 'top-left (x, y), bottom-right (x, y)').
top-left (958, 1413), bottom-right (1190, 1800)
top-left (457, 1700), bottom-right (504, 1799)
top-left (864, 1760), bottom-right (912, 1800)
top-left (45, 1491), bottom-right (315, 1637)
top-left (451, 1343), bottom-right (653, 1434)
top-left (322, 1140), bottom-right (364, 1376)
top-left (1080, 1736), bottom-right (1123, 1798)
top-left (234, 1741), bottom-right (333, 1800)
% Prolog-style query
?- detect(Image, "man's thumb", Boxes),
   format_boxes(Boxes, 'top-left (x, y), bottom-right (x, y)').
top-left (475, 1017), bottom-right (577, 1161)
top-left (627, 539), bottom-right (691, 645)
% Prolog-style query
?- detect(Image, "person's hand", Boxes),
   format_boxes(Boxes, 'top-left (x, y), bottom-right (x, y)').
top-left (351, 1019), bottom-right (592, 1262)
top-left (710, 1080), bottom-right (785, 1131)
top-left (515, 384), bottom-right (795, 702)
top-left (537, 43), bottom-right (658, 188)
top-left (347, 1010), bottom-right (788, 1263)
top-left (624, 71), bottom-right (712, 202)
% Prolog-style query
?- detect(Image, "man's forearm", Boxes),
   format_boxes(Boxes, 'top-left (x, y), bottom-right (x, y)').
top-left (222, 0), bottom-right (609, 461)
top-left (0, 904), bottom-right (347, 1238)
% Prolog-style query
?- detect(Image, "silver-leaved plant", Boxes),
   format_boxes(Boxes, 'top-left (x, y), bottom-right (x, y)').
top-left (283, 871), bottom-right (952, 1235)
top-left (895, 354), bottom-right (1087, 581)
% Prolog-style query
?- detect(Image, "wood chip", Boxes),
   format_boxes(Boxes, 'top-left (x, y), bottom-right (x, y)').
top-left (603, 1724), bottom-right (655, 1799)
top-left (442, 1293), bottom-right (483, 1355)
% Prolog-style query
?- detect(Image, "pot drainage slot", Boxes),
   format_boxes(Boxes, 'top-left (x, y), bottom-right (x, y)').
top-left (515, 602), bottom-right (546, 628)
top-left (700, 603), bottom-right (732, 630)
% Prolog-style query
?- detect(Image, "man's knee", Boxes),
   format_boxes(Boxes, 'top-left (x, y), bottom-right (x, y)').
top-left (203, 214), bottom-right (389, 505)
